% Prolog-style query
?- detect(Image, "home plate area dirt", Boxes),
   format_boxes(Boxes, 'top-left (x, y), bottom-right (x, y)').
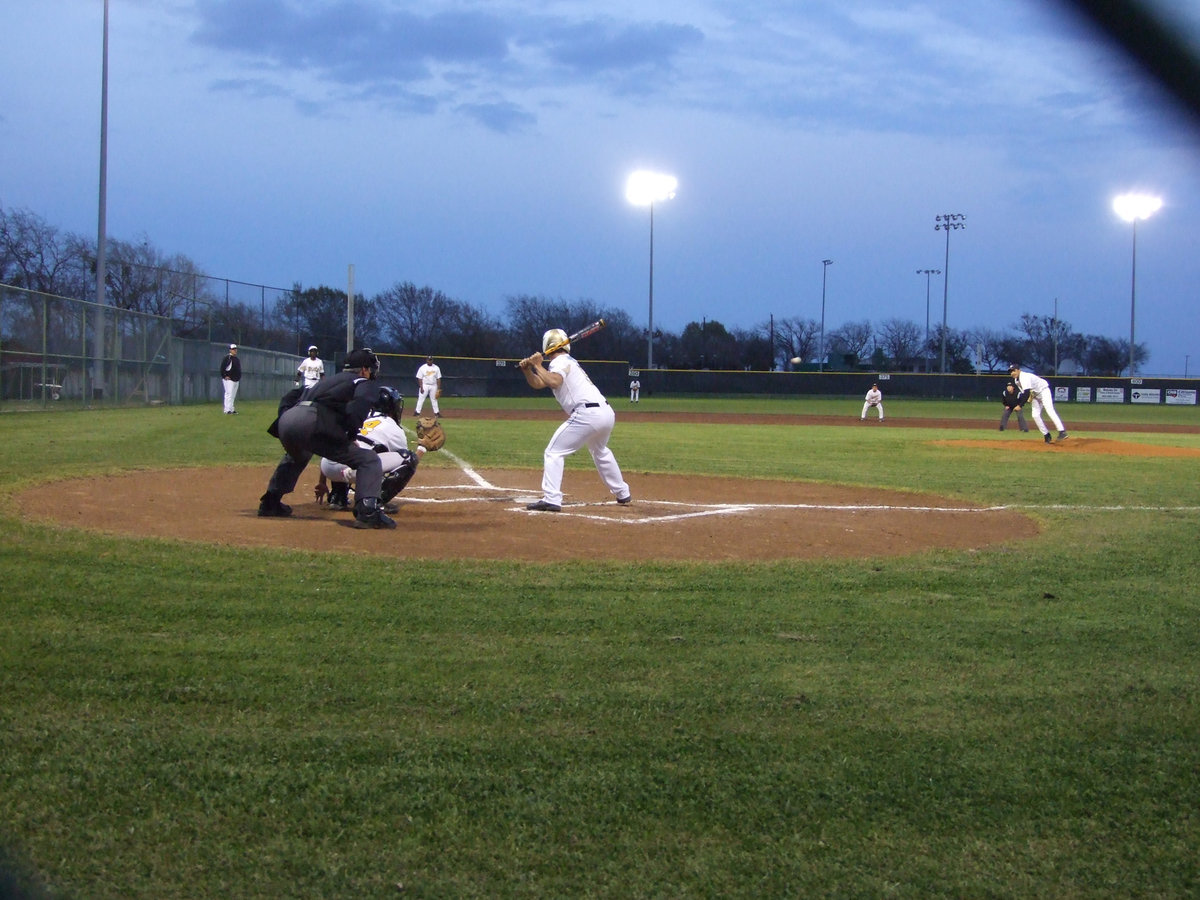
top-left (24, 415), bottom-right (1197, 562)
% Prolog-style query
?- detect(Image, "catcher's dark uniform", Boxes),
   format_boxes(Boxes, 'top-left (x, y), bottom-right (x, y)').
top-left (999, 381), bottom-right (1030, 432)
top-left (259, 364), bottom-right (386, 520)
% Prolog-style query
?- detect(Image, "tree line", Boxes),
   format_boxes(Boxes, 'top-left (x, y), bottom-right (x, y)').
top-left (2, 204), bottom-right (1147, 374)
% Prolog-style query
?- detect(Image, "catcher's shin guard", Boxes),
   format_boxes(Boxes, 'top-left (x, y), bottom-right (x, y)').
top-left (379, 450), bottom-right (419, 504)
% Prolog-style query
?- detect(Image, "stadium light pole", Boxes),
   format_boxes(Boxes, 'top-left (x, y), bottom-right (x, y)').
top-left (1112, 192), bottom-right (1162, 376)
top-left (626, 170), bottom-right (677, 370)
top-left (819, 259), bottom-right (833, 372)
top-left (916, 269), bottom-right (940, 373)
top-left (934, 214), bottom-right (965, 374)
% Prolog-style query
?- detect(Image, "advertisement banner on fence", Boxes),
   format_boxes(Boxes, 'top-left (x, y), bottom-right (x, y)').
top-left (1075, 387), bottom-right (1093, 402)
top-left (1054, 386), bottom-right (1069, 402)
top-left (1096, 387), bottom-right (1125, 403)
top-left (1131, 388), bottom-right (1162, 404)
top-left (1166, 389), bottom-right (1197, 405)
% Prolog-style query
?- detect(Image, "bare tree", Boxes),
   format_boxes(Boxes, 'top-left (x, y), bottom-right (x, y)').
top-left (829, 319), bottom-right (874, 363)
top-left (774, 316), bottom-right (819, 364)
top-left (877, 318), bottom-right (922, 367)
top-left (374, 282), bottom-right (457, 354)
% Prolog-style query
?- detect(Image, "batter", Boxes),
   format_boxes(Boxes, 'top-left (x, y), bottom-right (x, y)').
top-left (519, 328), bottom-right (631, 512)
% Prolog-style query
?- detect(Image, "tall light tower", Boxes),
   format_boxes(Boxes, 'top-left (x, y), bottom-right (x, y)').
top-left (916, 268), bottom-right (940, 373)
top-left (934, 214), bottom-right (965, 374)
top-left (1112, 193), bottom-right (1162, 376)
top-left (626, 170), bottom-right (677, 369)
top-left (819, 259), bottom-right (833, 372)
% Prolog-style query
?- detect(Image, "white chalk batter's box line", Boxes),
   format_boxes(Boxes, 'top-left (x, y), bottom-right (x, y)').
top-left (404, 482), bottom-right (1200, 525)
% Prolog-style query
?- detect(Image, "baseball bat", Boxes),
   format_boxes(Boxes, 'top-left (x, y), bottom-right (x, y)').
top-left (544, 318), bottom-right (606, 356)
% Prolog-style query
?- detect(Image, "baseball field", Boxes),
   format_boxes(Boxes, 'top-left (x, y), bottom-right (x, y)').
top-left (2, 396), bottom-right (1198, 898)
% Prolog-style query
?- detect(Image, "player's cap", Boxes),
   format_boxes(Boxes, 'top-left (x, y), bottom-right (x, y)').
top-left (1008, 364), bottom-right (1021, 373)
top-left (308, 345), bottom-right (318, 353)
top-left (229, 343), bottom-right (237, 350)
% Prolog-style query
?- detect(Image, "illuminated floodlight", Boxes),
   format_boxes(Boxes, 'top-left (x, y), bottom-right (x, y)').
top-left (625, 170), bottom-right (677, 206)
top-left (1112, 193), bottom-right (1162, 222)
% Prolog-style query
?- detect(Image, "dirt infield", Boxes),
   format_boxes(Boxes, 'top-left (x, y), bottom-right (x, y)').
top-left (19, 414), bottom-right (1196, 562)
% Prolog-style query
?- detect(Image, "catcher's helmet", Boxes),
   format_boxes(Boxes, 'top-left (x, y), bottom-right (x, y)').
top-left (542, 328), bottom-right (570, 354)
top-left (375, 386), bottom-right (403, 422)
top-left (343, 348), bottom-right (380, 376)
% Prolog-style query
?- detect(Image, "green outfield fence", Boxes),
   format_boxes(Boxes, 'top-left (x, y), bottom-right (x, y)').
top-left (3, 284), bottom-right (1196, 409)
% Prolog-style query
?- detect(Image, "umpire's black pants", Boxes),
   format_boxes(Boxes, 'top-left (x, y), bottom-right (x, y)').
top-left (266, 404), bottom-right (384, 501)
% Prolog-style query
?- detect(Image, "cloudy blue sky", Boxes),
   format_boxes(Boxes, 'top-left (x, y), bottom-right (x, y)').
top-left (3, 0), bottom-right (1199, 373)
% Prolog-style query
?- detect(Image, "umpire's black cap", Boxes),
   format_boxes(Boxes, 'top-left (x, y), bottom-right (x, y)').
top-left (343, 348), bottom-right (380, 374)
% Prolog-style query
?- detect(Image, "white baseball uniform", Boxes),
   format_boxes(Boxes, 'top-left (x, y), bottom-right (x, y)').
top-left (319, 413), bottom-right (420, 485)
top-left (1011, 369), bottom-right (1065, 436)
top-left (297, 355), bottom-right (324, 388)
top-left (537, 353), bottom-right (630, 507)
top-left (861, 387), bottom-right (884, 420)
top-left (415, 361), bottom-right (441, 415)
top-left (630, 379), bottom-right (641, 402)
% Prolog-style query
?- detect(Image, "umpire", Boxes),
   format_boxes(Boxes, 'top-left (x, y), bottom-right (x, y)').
top-left (999, 380), bottom-right (1031, 432)
top-left (258, 348), bottom-right (395, 529)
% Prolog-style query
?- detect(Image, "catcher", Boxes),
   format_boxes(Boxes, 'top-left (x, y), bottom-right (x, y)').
top-left (314, 388), bottom-right (444, 514)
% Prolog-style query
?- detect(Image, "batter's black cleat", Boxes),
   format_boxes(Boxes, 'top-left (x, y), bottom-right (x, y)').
top-left (353, 498), bottom-right (396, 529)
top-left (616, 494), bottom-right (633, 505)
top-left (257, 492), bottom-right (292, 517)
top-left (526, 500), bottom-right (561, 512)
top-left (1044, 433), bottom-right (1053, 444)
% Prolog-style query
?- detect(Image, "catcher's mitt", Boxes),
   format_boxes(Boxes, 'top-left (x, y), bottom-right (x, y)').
top-left (416, 415), bottom-right (445, 451)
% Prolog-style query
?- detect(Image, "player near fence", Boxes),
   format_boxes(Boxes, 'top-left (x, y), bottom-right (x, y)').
top-left (296, 345), bottom-right (324, 388)
top-left (220, 344), bottom-right (241, 414)
top-left (861, 383), bottom-right (884, 421)
top-left (1008, 364), bottom-right (1068, 444)
top-left (518, 327), bottom-right (631, 512)
top-left (414, 356), bottom-right (442, 416)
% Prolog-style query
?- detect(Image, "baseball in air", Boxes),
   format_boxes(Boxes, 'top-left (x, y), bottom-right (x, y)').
top-left (790, 357), bottom-right (802, 365)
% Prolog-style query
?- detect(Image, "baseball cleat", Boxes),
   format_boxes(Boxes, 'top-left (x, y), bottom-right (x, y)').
top-left (616, 494), bottom-right (633, 505)
top-left (526, 500), bottom-right (561, 512)
top-left (1044, 433), bottom-right (1053, 444)
top-left (1057, 431), bottom-right (1069, 441)
top-left (257, 499), bottom-right (292, 517)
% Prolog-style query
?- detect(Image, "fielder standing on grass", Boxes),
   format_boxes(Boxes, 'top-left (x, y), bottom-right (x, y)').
top-left (1008, 364), bottom-right (1068, 443)
top-left (861, 383), bottom-right (884, 421)
top-left (220, 343), bottom-right (241, 414)
top-left (518, 328), bottom-right (632, 512)
top-left (297, 345), bottom-right (324, 388)
top-left (414, 355), bottom-right (442, 416)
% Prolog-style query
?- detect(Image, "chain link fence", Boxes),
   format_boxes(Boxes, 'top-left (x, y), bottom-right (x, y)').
top-left (1, 284), bottom-right (299, 409)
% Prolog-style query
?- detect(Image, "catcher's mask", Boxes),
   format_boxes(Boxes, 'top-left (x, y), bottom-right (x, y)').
top-left (375, 386), bottom-right (403, 422)
top-left (343, 348), bottom-right (380, 378)
top-left (542, 328), bottom-right (569, 354)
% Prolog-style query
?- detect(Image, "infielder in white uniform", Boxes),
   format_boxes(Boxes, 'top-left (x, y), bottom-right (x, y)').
top-left (318, 386), bottom-right (424, 512)
top-left (629, 379), bottom-right (641, 403)
top-left (296, 346), bottom-right (324, 388)
top-left (414, 356), bottom-right (442, 416)
top-left (861, 384), bottom-right (884, 421)
top-left (518, 328), bottom-right (632, 512)
top-left (1009, 365), bottom-right (1068, 443)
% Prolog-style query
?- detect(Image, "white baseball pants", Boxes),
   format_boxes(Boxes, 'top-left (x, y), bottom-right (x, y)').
top-left (539, 404), bottom-right (629, 507)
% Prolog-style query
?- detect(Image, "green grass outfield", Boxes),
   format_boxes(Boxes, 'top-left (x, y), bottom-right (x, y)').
top-left (1, 398), bottom-right (1198, 898)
